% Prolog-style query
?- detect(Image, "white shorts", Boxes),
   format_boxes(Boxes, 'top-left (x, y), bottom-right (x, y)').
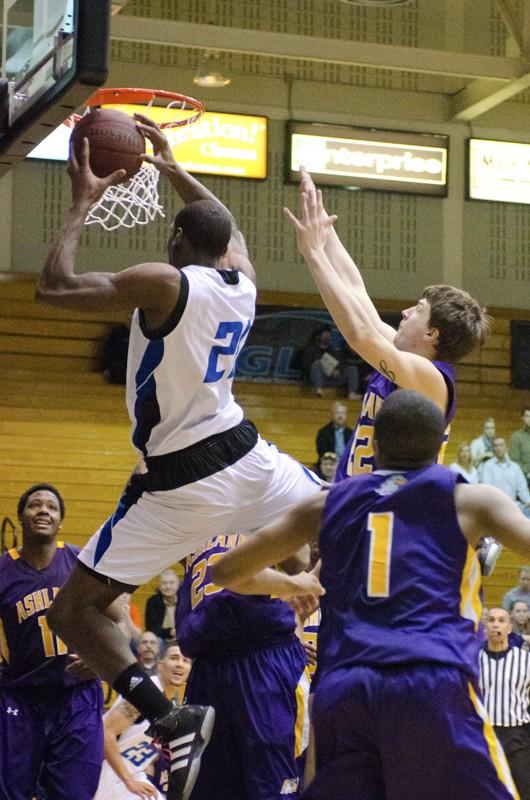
top-left (79, 433), bottom-right (321, 586)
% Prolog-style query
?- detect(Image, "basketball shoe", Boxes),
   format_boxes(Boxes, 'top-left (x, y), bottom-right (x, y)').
top-left (148, 704), bottom-right (215, 800)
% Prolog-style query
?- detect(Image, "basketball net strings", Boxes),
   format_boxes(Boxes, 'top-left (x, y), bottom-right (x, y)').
top-left (85, 164), bottom-right (165, 231)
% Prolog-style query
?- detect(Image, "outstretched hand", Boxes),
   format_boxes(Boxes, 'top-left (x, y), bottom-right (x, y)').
top-left (134, 112), bottom-right (176, 175)
top-left (68, 138), bottom-right (126, 207)
top-left (278, 570), bottom-right (325, 607)
top-left (283, 169), bottom-right (337, 256)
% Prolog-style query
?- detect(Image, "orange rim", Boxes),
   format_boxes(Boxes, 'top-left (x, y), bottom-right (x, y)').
top-left (83, 88), bottom-right (205, 128)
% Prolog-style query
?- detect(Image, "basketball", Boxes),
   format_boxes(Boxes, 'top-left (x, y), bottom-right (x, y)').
top-left (70, 108), bottom-right (145, 181)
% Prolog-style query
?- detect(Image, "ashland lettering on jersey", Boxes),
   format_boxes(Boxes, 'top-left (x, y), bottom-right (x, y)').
top-left (16, 587), bottom-right (60, 622)
top-left (360, 390), bottom-right (384, 422)
top-left (184, 534), bottom-right (243, 570)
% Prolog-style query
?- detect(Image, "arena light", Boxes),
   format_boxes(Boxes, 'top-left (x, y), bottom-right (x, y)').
top-left (193, 52), bottom-right (231, 89)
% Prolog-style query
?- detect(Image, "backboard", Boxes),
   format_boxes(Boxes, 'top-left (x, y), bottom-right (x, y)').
top-left (0, 0), bottom-right (110, 177)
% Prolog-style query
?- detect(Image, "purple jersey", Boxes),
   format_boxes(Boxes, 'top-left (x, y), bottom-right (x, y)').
top-left (0, 543), bottom-right (81, 691)
top-left (176, 534), bottom-right (296, 658)
top-left (317, 465), bottom-right (483, 681)
top-left (335, 360), bottom-right (456, 480)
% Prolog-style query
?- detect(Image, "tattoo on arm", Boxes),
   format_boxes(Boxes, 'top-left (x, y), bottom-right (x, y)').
top-left (379, 360), bottom-right (396, 382)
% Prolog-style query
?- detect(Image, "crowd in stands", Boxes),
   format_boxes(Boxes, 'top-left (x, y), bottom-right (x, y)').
top-left (297, 326), bottom-right (362, 399)
top-left (449, 410), bottom-right (530, 519)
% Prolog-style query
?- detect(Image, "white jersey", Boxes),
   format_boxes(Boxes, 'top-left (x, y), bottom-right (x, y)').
top-left (126, 265), bottom-right (256, 458)
top-left (94, 677), bottom-right (165, 800)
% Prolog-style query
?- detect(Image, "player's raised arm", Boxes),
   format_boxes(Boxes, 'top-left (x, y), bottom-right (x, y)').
top-left (284, 186), bottom-right (448, 409)
top-left (36, 138), bottom-right (182, 316)
top-left (137, 114), bottom-right (256, 284)
top-left (211, 492), bottom-right (327, 597)
top-left (456, 483), bottom-right (530, 559)
top-left (297, 168), bottom-right (396, 343)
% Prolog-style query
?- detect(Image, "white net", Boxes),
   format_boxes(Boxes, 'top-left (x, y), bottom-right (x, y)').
top-left (84, 163), bottom-right (165, 231)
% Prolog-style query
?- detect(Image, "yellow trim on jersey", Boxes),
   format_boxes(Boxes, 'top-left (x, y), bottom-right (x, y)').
top-left (7, 542), bottom-right (63, 559)
top-left (294, 666), bottom-right (310, 758)
top-left (459, 545), bottom-right (482, 631)
top-left (468, 683), bottom-right (520, 799)
top-left (0, 618), bottom-right (9, 664)
top-left (437, 423), bottom-right (451, 464)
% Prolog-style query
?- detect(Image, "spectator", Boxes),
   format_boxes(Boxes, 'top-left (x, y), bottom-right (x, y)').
top-left (503, 567), bottom-right (530, 612)
top-left (315, 451), bottom-right (338, 482)
top-left (315, 401), bottom-right (353, 459)
top-left (136, 631), bottom-right (161, 677)
top-left (144, 569), bottom-right (179, 644)
top-left (482, 437), bottom-right (530, 518)
top-left (470, 417), bottom-right (496, 475)
top-left (449, 442), bottom-right (479, 483)
top-left (299, 327), bottom-right (361, 399)
top-left (479, 608), bottom-right (530, 799)
top-left (510, 407), bottom-right (530, 487)
top-left (510, 600), bottom-right (530, 648)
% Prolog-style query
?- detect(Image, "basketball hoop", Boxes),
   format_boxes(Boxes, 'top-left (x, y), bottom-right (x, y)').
top-left (78, 88), bottom-right (205, 231)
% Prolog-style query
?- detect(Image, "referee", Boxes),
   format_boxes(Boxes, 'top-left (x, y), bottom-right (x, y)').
top-left (480, 607), bottom-right (530, 799)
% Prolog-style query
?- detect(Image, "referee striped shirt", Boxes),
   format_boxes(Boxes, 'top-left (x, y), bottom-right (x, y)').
top-left (479, 645), bottom-right (530, 727)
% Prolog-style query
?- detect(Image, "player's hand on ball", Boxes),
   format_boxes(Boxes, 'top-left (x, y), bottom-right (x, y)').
top-left (68, 138), bottom-right (126, 206)
top-left (134, 113), bottom-right (176, 174)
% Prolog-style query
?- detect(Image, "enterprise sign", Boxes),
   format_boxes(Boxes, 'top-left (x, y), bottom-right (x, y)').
top-left (288, 122), bottom-right (448, 196)
top-left (469, 138), bottom-right (530, 205)
top-left (27, 107), bottom-right (268, 179)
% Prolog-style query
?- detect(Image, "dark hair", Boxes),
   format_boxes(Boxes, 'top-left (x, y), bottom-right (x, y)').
top-left (173, 200), bottom-right (232, 259)
top-left (17, 483), bottom-right (65, 520)
top-left (158, 639), bottom-right (188, 660)
top-left (422, 285), bottom-right (491, 363)
top-left (510, 599), bottom-right (529, 611)
top-left (374, 390), bottom-right (445, 468)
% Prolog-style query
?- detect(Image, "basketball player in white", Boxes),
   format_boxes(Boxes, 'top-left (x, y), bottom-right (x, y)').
top-left (95, 642), bottom-right (192, 800)
top-left (39, 117), bottom-right (321, 800)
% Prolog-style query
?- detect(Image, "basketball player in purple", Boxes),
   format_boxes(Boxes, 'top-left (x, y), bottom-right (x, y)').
top-left (176, 534), bottom-right (309, 800)
top-left (211, 390), bottom-right (530, 800)
top-left (0, 484), bottom-right (103, 800)
top-left (284, 169), bottom-right (502, 572)
top-left (284, 169), bottom-right (488, 482)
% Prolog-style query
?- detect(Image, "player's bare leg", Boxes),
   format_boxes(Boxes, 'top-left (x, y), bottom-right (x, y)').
top-left (48, 564), bottom-right (214, 800)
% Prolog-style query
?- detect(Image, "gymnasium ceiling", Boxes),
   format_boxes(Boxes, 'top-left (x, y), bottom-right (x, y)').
top-left (109, 0), bottom-right (530, 133)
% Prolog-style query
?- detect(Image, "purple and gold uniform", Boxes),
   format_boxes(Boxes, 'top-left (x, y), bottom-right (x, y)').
top-left (302, 609), bottom-right (321, 681)
top-left (303, 465), bottom-right (519, 800)
top-left (0, 543), bottom-right (103, 800)
top-left (335, 361), bottom-right (456, 480)
top-left (176, 534), bottom-right (309, 800)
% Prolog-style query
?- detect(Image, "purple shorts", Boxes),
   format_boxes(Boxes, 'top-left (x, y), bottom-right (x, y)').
top-left (185, 637), bottom-right (307, 800)
top-left (0, 680), bottom-right (103, 800)
top-left (303, 663), bottom-right (518, 800)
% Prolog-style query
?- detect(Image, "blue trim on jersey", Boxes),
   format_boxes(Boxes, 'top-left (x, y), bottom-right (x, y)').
top-left (302, 464), bottom-right (322, 486)
top-left (132, 339), bottom-right (164, 457)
